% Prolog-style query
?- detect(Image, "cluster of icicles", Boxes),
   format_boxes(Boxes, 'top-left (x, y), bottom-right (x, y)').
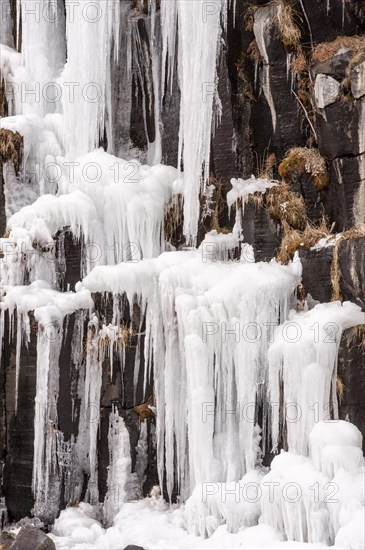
top-left (0, 0), bottom-right (364, 545)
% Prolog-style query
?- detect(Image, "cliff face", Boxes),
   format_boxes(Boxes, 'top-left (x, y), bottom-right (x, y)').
top-left (0, 0), bottom-right (364, 525)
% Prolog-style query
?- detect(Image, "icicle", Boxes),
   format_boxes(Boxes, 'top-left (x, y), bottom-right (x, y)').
top-left (17, 0), bottom-right (66, 117)
top-left (79, 250), bottom-right (302, 501)
top-left (173, 0), bottom-right (225, 244)
top-left (269, 302), bottom-right (365, 455)
top-left (32, 319), bottom-right (63, 517)
top-left (161, 0), bottom-right (178, 96)
top-left (84, 316), bottom-right (102, 504)
top-left (14, 312), bottom-right (22, 413)
top-left (103, 407), bottom-right (139, 526)
top-left (60, 0), bottom-right (120, 158)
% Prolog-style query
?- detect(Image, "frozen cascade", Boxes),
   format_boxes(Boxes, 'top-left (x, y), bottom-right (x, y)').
top-left (2, 149), bottom-right (180, 284)
top-left (0, 281), bottom-right (93, 516)
top-left (103, 408), bottom-right (140, 527)
top-left (17, 0), bottom-right (66, 117)
top-left (161, 0), bottom-right (225, 244)
top-left (1, 1), bottom-right (365, 547)
top-left (78, 250), bottom-right (302, 501)
top-left (261, 421), bottom-right (364, 544)
top-left (269, 301), bottom-right (365, 455)
top-left (60, 0), bottom-right (120, 158)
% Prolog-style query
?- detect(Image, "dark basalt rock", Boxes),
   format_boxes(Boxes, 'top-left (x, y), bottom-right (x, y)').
top-left (324, 154), bottom-right (365, 231)
top-left (55, 230), bottom-right (82, 292)
top-left (0, 169), bottom-right (6, 235)
top-left (338, 326), bottom-right (365, 453)
top-left (339, 237), bottom-right (365, 311)
top-left (123, 546), bottom-right (145, 550)
top-left (251, 6), bottom-right (305, 165)
top-left (297, 0), bottom-right (365, 45)
top-left (299, 246), bottom-right (334, 304)
top-left (242, 203), bottom-right (281, 262)
top-left (315, 99), bottom-right (365, 161)
top-left (3, 312), bottom-right (37, 522)
top-left (310, 50), bottom-right (354, 81)
top-left (8, 525), bottom-right (55, 550)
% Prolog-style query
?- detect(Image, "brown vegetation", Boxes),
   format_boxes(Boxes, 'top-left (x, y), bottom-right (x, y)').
top-left (275, 1), bottom-right (301, 48)
top-left (279, 147), bottom-right (329, 191)
top-left (0, 128), bottom-right (23, 173)
top-left (134, 396), bottom-right (155, 422)
top-left (164, 195), bottom-right (184, 245)
top-left (330, 225), bottom-right (365, 301)
top-left (291, 47), bottom-right (307, 73)
top-left (276, 217), bottom-right (331, 264)
top-left (312, 35), bottom-right (365, 63)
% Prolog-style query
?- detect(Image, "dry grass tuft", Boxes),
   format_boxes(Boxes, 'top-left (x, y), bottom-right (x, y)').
top-left (164, 195), bottom-right (184, 245)
top-left (276, 1), bottom-right (301, 48)
top-left (312, 35), bottom-right (365, 63)
top-left (330, 224), bottom-right (365, 301)
top-left (99, 323), bottom-right (137, 353)
top-left (279, 147), bottom-right (329, 191)
top-left (349, 49), bottom-right (365, 68)
top-left (200, 174), bottom-right (229, 233)
top-left (336, 377), bottom-right (345, 401)
top-left (134, 395), bottom-right (155, 422)
top-left (258, 152), bottom-right (277, 179)
top-left (331, 242), bottom-right (342, 301)
top-left (276, 217), bottom-right (332, 264)
top-left (248, 39), bottom-right (263, 63)
top-left (265, 182), bottom-right (307, 230)
top-left (291, 47), bottom-right (307, 73)
top-left (351, 324), bottom-right (365, 351)
top-left (0, 129), bottom-right (23, 173)
top-left (245, 1), bottom-right (301, 48)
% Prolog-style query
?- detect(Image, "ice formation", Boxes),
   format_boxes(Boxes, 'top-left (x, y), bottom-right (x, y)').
top-left (227, 176), bottom-right (277, 210)
top-left (1, 1), bottom-right (365, 549)
top-left (269, 301), bottom-right (365, 455)
top-left (78, 251), bottom-right (302, 499)
top-left (0, 281), bottom-right (93, 516)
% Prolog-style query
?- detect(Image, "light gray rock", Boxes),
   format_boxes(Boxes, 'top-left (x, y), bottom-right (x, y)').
top-left (351, 60), bottom-right (365, 99)
top-left (0, 530), bottom-right (16, 550)
top-left (9, 525), bottom-right (55, 550)
top-left (314, 74), bottom-right (340, 109)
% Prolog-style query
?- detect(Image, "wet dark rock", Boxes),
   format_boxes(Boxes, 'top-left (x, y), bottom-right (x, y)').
top-left (251, 5), bottom-right (305, 163)
top-left (8, 525), bottom-right (55, 550)
top-left (3, 311), bottom-right (37, 521)
top-left (324, 154), bottom-right (365, 231)
top-left (299, 246), bottom-right (334, 303)
top-left (297, 0), bottom-right (365, 45)
top-left (0, 169), bottom-right (6, 235)
top-left (242, 203), bottom-right (281, 262)
top-left (338, 327), bottom-right (365, 453)
top-left (123, 545), bottom-right (145, 550)
top-left (311, 50), bottom-right (353, 81)
top-left (55, 230), bottom-right (82, 292)
top-left (316, 99), bottom-right (365, 161)
top-left (339, 237), bottom-right (365, 310)
top-left (211, 45), bottom-right (239, 183)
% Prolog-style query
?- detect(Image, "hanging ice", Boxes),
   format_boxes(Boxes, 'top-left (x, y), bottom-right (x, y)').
top-left (268, 301), bottom-right (365, 455)
top-left (59, 0), bottom-right (120, 158)
top-left (161, 0), bottom-right (224, 244)
top-left (78, 250), bottom-right (302, 501)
